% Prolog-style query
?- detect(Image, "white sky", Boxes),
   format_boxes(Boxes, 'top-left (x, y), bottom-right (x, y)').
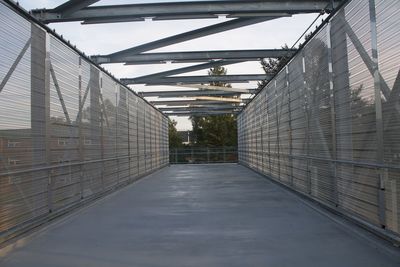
top-left (19, 0), bottom-right (324, 130)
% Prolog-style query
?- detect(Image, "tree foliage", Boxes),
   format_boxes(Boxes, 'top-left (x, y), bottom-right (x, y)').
top-left (191, 115), bottom-right (237, 147)
top-left (168, 119), bottom-right (182, 148)
top-left (190, 66), bottom-right (238, 147)
top-left (257, 44), bottom-right (292, 90)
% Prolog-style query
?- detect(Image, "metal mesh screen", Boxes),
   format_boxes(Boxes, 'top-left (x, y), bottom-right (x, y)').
top-left (238, 0), bottom-right (400, 238)
top-left (0, 2), bottom-right (169, 242)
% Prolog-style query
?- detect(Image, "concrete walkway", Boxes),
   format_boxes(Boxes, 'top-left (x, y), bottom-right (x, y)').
top-left (0, 164), bottom-right (399, 266)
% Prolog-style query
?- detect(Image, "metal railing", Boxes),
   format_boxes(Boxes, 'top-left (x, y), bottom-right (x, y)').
top-left (238, 0), bottom-right (400, 241)
top-left (170, 147), bottom-right (237, 164)
top-left (0, 2), bottom-right (169, 244)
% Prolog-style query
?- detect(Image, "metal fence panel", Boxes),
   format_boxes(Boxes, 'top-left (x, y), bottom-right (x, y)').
top-left (376, 0), bottom-right (400, 235)
top-left (0, 2), bottom-right (168, 243)
top-left (238, 0), bottom-right (400, 238)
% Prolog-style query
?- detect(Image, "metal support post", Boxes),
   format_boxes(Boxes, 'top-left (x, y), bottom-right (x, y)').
top-left (327, 21), bottom-right (339, 206)
top-left (127, 91), bottom-right (131, 182)
top-left (99, 73), bottom-right (105, 190)
top-left (286, 66), bottom-right (294, 187)
top-left (78, 56), bottom-right (84, 198)
top-left (115, 84), bottom-right (119, 186)
top-left (275, 80), bottom-right (281, 180)
top-left (31, 23), bottom-right (51, 212)
top-left (143, 106), bottom-right (147, 173)
top-left (136, 98), bottom-right (140, 176)
top-left (44, 32), bottom-right (53, 212)
top-left (303, 53), bottom-right (311, 194)
top-left (266, 93), bottom-right (271, 174)
top-left (369, 0), bottom-right (386, 228)
top-left (261, 115), bottom-right (264, 173)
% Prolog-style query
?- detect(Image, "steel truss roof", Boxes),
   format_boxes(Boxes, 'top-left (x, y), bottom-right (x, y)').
top-left (31, 0), bottom-right (342, 116)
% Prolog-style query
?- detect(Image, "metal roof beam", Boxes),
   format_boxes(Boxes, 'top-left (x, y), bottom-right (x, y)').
top-left (132, 60), bottom-right (242, 83)
top-left (107, 17), bottom-right (274, 59)
top-left (122, 74), bottom-right (270, 85)
top-left (165, 110), bottom-right (239, 117)
top-left (31, 1), bottom-right (339, 24)
top-left (159, 106), bottom-right (241, 112)
top-left (167, 113), bottom-right (236, 117)
top-left (35, 0), bottom-right (99, 18)
top-left (138, 90), bottom-right (242, 98)
top-left (151, 100), bottom-right (237, 106)
top-left (93, 49), bottom-right (295, 65)
top-left (194, 96), bottom-right (244, 103)
top-left (174, 84), bottom-right (253, 93)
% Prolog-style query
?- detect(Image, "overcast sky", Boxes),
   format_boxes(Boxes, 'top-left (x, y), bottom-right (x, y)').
top-left (19, 0), bottom-right (324, 130)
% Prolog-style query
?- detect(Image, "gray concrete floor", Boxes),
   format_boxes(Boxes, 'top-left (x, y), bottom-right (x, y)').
top-left (0, 164), bottom-right (399, 266)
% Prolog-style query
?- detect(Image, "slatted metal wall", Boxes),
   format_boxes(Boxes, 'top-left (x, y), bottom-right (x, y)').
top-left (0, 1), bottom-right (169, 242)
top-left (238, 0), bottom-right (400, 238)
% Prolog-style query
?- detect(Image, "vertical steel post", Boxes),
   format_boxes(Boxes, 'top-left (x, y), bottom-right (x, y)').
top-left (286, 66), bottom-right (294, 186)
top-left (327, 21), bottom-right (339, 206)
top-left (260, 106), bottom-right (264, 173)
top-left (78, 56), bottom-right (84, 198)
top-left (44, 32), bottom-right (53, 212)
top-left (266, 92), bottom-right (271, 174)
top-left (115, 84), bottom-right (119, 186)
top-left (136, 98), bottom-right (140, 176)
top-left (331, 8), bottom-right (352, 203)
top-left (127, 91), bottom-right (131, 182)
top-left (303, 53), bottom-right (311, 194)
top-left (89, 65), bottom-right (101, 191)
top-left (143, 105), bottom-right (147, 173)
top-left (369, 0), bottom-right (386, 228)
top-left (255, 103), bottom-right (259, 170)
top-left (100, 73), bottom-right (105, 190)
top-left (275, 80), bottom-right (281, 180)
top-left (207, 147), bottom-right (210, 163)
top-left (31, 24), bottom-right (51, 212)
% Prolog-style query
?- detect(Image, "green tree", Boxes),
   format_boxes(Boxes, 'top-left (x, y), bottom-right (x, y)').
top-left (191, 115), bottom-right (237, 147)
top-left (190, 66), bottom-right (238, 147)
top-left (257, 44), bottom-right (292, 90)
top-left (168, 119), bottom-right (182, 149)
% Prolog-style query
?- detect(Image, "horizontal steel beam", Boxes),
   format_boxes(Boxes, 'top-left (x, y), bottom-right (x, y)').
top-left (51, 0), bottom-right (99, 16)
top-left (122, 74), bottom-right (270, 85)
top-left (108, 17), bottom-right (272, 58)
top-left (159, 106), bottom-right (242, 112)
top-left (165, 110), bottom-right (239, 117)
top-left (175, 84), bottom-right (252, 93)
top-left (32, 1), bottom-right (339, 24)
top-left (167, 113), bottom-right (237, 117)
top-left (138, 90), bottom-right (242, 98)
top-left (194, 96), bottom-right (246, 103)
top-left (151, 99), bottom-right (249, 106)
top-left (132, 60), bottom-right (241, 83)
top-left (92, 49), bottom-right (296, 64)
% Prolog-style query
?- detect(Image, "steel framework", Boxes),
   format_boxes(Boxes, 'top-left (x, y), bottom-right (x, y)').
top-left (93, 49), bottom-right (296, 65)
top-left (238, 0), bottom-right (400, 242)
top-left (0, 0), bottom-right (169, 244)
top-left (138, 90), bottom-right (247, 98)
top-left (28, 0), bottom-right (340, 115)
top-left (32, 1), bottom-right (339, 24)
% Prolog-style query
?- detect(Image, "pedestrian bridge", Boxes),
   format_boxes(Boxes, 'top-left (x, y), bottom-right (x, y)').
top-left (1, 164), bottom-right (399, 266)
top-left (1, 0), bottom-right (400, 266)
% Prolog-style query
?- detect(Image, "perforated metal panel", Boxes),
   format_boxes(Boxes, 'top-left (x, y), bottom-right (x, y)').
top-left (0, 2), bottom-right (168, 241)
top-left (238, 0), bottom-right (400, 238)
